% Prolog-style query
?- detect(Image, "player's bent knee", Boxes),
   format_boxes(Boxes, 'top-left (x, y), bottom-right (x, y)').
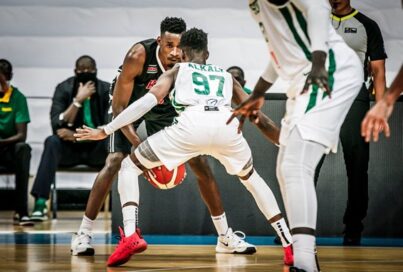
top-left (237, 161), bottom-right (254, 180)
top-left (134, 144), bottom-right (161, 169)
top-left (104, 152), bottom-right (126, 174)
top-left (188, 156), bottom-right (215, 181)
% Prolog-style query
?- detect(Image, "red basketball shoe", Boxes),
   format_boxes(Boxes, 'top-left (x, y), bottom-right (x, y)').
top-left (107, 227), bottom-right (148, 267)
top-left (283, 244), bottom-right (294, 266)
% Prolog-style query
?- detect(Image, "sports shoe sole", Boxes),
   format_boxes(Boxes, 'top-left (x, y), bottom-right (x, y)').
top-left (107, 242), bottom-right (147, 267)
top-left (30, 216), bottom-right (48, 222)
top-left (71, 248), bottom-right (95, 256)
top-left (216, 246), bottom-right (257, 255)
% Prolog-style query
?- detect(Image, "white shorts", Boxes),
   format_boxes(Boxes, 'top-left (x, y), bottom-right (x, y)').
top-left (279, 42), bottom-right (363, 152)
top-left (135, 106), bottom-right (252, 175)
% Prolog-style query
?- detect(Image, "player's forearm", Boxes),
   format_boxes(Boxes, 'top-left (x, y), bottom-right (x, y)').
top-left (120, 125), bottom-right (142, 147)
top-left (112, 80), bottom-right (134, 116)
top-left (252, 77), bottom-right (273, 98)
top-left (306, 1), bottom-right (330, 53)
top-left (104, 93), bottom-right (157, 135)
top-left (255, 112), bottom-right (280, 145)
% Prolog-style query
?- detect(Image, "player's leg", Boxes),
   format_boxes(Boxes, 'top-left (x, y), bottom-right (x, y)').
top-left (107, 140), bottom-right (163, 267)
top-left (71, 128), bottom-right (131, 256)
top-left (237, 163), bottom-right (293, 264)
top-left (277, 128), bottom-right (325, 272)
top-left (212, 118), bottom-right (292, 263)
top-left (188, 156), bottom-right (224, 217)
top-left (187, 156), bottom-right (257, 254)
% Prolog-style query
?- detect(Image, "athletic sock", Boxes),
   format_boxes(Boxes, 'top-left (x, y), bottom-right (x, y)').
top-left (122, 205), bottom-right (138, 237)
top-left (211, 213), bottom-right (229, 237)
top-left (78, 215), bottom-right (94, 234)
top-left (270, 218), bottom-right (292, 247)
top-left (293, 234), bottom-right (317, 272)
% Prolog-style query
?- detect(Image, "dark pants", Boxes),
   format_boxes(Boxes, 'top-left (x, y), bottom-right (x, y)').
top-left (315, 86), bottom-right (370, 236)
top-left (0, 142), bottom-right (31, 216)
top-left (31, 135), bottom-right (107, 200)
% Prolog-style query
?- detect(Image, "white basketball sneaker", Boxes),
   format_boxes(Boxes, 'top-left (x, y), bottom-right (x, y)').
top-left (71, 231), bottom-right (95, 256)
top-left (215, 228), bottom-right (256, 254)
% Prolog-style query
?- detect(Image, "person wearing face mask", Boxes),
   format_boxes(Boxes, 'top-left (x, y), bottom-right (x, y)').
top-left (30, 55), bottom-right (110, 221)
top-left (0, 59), bottom-right (33, 226)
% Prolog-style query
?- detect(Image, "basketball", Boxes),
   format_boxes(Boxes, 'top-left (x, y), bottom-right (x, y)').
top-left (145, 164), bottom-right (187, 190)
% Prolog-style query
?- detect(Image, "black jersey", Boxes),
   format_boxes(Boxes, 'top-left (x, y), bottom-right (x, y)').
top-left (110, 39), bottom-right (177, 123)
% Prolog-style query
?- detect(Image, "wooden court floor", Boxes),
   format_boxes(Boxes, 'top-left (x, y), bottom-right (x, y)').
top-left (1, 244), bottom-right (403, 271)
top-left (1, 212), bottom-right (403, 271)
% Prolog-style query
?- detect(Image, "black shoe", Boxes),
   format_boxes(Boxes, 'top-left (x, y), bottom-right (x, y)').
top-left (13, 213), bottom-right (35, 227)
top-left (289, 266), bottom-right (307, 272)
top-left (343, 235), bottom-right (361, 246)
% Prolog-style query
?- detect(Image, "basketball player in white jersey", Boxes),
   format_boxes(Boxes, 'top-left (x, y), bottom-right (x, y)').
top-left (229, 0), bottom-right (363, 271)
top-left (75, 28), bottom-right (293, 267)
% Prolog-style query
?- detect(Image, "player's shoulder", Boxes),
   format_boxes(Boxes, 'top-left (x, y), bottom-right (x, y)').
top-left (124, 42), bottom-right (149, 65)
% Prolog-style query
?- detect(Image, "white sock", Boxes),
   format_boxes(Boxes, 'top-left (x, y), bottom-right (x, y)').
top-left (122, 205), bottom-right (138, 237)
top-left (118, 157), bottom-right (142, 237)
top-left (293, 234), bottom-right (317, 272)
top-left (211, 213), bottom-right (229, 237)
top-left (271, 218), bottom-right (292, 247)
top-left (78, 215), bottom-right (94, 234)
top-left (240, 170), bottom-right (281, 221)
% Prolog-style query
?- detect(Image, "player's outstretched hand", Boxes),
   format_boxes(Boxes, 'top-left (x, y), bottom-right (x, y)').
top-left (361, 99), bottom-right (392, 142)
top-left (74, 125), bottom-right (107, 141)
top-left (227, 95), bottom-right (265, 133)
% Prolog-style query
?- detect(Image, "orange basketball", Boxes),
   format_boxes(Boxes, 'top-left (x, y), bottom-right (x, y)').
top-left (145, 164), bottom-right (187, 190)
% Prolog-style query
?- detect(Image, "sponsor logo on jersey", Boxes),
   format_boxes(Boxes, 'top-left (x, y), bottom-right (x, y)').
top-left (344, 27), bottom-right (357, 33)
top-left (147, 65), bottom-right (158, 74)
top-left (146, 79), bottom-right (157, 90)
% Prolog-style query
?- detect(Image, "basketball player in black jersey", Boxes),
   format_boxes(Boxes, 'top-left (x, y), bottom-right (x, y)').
top-left (72, 17), bottom-right (279, 258)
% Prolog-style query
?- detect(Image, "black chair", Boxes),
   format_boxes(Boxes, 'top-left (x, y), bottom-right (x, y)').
top-left (52, 165), bottom-right (103, 219)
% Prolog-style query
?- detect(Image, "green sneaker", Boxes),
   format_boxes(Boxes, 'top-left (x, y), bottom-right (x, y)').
top-left (31, 198), bottom-right (48, 222)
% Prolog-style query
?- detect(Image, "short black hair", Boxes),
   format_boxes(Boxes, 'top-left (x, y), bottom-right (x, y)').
top-left (227, 66), bottom-right (245, 79)
top-left (160, 17), bottom-right (186, 34)
top-left (75, 55), bottom-right (96, 69)
top-left (179, 28), bottom-right (208, 52)
top-left (0, 59), bottom-right (13, 80)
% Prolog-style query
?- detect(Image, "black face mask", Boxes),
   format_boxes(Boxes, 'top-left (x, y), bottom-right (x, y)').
top-left (76, 72), bottom-right (97, 84)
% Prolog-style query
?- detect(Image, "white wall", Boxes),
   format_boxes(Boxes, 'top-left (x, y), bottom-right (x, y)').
top-left (1, 0), bottom-right (402, 184)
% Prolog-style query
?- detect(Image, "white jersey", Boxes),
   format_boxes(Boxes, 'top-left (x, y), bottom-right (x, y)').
top-left (249, 0), bottom-right (345, 82)
top-left (170, 63), bottom-right (233, 113)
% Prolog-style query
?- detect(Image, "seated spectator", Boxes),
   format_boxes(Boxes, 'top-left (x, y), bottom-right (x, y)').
top-left (227, 66), bottom-right (252, 94)
top-left (30, 55), bottom-right (110, 221)
top-left (0, 59), bottom-right (32, 226)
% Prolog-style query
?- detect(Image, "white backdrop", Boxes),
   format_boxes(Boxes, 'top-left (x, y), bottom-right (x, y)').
top-left (1, 0), bottom-right (402, 186)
